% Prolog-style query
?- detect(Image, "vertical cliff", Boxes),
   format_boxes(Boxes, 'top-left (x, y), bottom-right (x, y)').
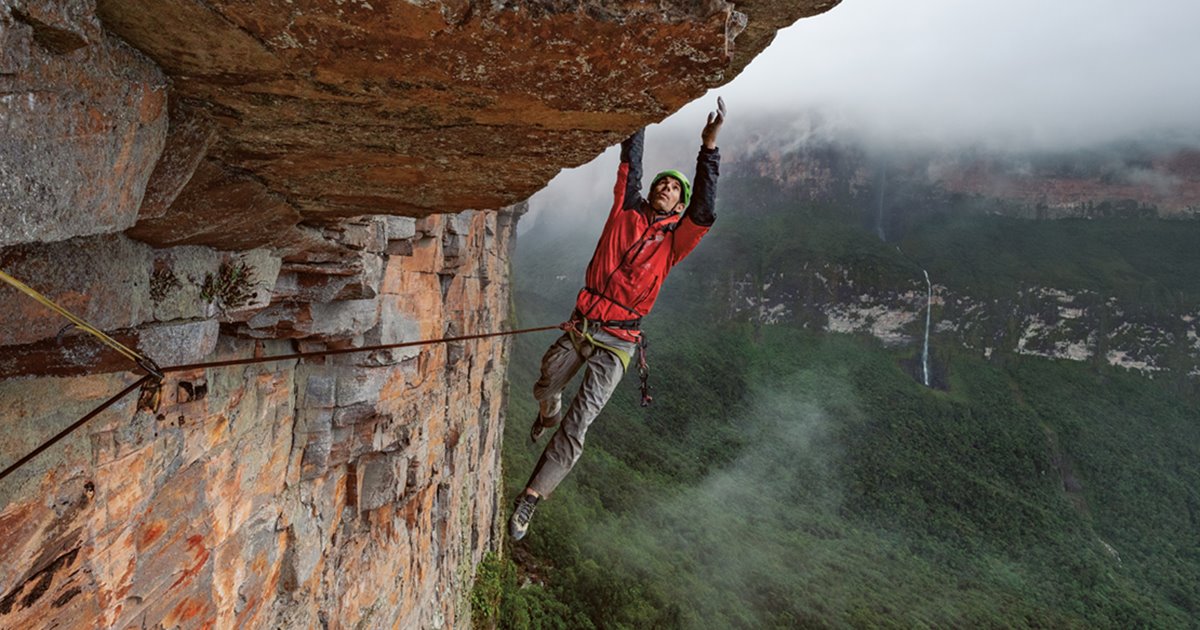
top-left (0, 0), bottom-right (839, 626)
top-left (1, 208), bottom-right (521, 628)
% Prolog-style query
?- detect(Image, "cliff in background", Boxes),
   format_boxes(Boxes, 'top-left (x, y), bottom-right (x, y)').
top-left (0, 0), bottom-right (839, 627)
top-left (500, 145), bottom-right (1200, 629)
top-left (707, 139), bottom-right (1200, 385)
top-left (731, 116), bottom-right (1200, 221)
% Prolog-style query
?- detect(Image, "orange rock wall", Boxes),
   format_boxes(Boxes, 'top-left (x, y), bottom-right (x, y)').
top-left (0, 208), bottom-right (521, 628)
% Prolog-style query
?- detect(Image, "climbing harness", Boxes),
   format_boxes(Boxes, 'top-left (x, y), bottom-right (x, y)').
top-left (561, 311), bottom-right (654, 407)
top-left (0, 268), bottom-right (558, 484)
top-left (561, 312), bottom-right (634, 369)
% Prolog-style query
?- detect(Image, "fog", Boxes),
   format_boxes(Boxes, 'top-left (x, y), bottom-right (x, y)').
top-left (505, 3), bottom-right (1200, 623)
top-left (577, 378), bottom-right (853, 627)
top-left (669, 0), bottom-right (1200, 149)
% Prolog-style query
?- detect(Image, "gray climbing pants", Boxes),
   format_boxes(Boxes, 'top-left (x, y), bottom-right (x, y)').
top-left (526, 329), bottom-right (637, 497)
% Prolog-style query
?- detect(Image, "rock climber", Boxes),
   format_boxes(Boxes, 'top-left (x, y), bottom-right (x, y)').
top-left (510, 97), bottom-right (727, 540)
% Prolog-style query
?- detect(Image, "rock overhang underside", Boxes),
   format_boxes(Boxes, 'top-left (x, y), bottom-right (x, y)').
top-left (2, 0), bottom-right (840, 253)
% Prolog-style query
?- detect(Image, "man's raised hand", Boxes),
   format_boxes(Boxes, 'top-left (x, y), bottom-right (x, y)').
top-left (702, 96), bottom-right (726, 150)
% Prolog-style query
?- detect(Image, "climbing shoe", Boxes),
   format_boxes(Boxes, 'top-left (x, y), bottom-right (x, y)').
top-left (509, 492), bottom-right (540, 541)
top-left (529, 413), bottom-right (558, 443)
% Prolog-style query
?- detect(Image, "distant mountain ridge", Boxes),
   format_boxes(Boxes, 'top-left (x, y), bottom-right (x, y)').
top-left (727, 122), bottom-right (1200, 222)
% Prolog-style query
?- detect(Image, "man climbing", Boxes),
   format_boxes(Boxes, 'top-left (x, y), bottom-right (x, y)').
top-left (510, 97), bottom-right (727, 540)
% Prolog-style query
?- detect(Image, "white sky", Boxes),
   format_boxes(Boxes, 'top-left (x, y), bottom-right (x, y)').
top-left (665, 0), bottom-right (1200, 149)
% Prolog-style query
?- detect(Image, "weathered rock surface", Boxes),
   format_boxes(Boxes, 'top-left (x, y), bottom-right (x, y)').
top-left (0, 206), bottom-right (523, 628)
top-left (0, 235), bottom-right (280, 350)
top-left (0, 1), bottom-right (167, 247)
top-left (2, 0), bottom-right (838, 250)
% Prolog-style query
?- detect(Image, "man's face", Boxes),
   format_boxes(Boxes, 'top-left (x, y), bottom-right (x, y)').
top-left (650, 176), bottom-right (684, 214)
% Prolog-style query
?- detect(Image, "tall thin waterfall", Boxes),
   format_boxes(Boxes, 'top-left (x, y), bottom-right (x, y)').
top-left (921, 269), bottom-right (932, 387)
top-left (875, 166), bottom-right (887, 241)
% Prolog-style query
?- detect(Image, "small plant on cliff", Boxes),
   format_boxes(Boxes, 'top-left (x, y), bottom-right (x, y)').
top-left (470, 552), bottom-right (507, 629)
top-left (469, 552), bottom-right (580, 629)
top-left (149, 266), bottom-right (181, 303)
top-left (199, 260), bottom-right (257, 313)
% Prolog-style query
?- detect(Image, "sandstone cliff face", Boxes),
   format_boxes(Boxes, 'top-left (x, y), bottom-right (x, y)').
top-left (1, 0), bottom-right (841, 626)
top-left (1, 208), bottom-right (520, 628)
top-left (3, 0), bottom-right (839, 250)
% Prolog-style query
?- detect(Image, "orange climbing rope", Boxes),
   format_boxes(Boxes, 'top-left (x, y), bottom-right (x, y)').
top-left (0, 269), bottom-right (560, 484)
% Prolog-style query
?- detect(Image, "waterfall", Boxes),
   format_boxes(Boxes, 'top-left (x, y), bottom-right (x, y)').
top-left (875, 166), bottom-right (887, 241)
top-left (921, 269), bottom-right (932, 387)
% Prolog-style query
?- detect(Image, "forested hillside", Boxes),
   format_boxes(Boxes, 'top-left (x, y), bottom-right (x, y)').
top-left (472, 170), bottom-right (1200, 629)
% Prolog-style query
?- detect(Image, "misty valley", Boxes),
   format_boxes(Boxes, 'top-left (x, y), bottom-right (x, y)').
top-left (475, 134), bottom-right (1200, 628)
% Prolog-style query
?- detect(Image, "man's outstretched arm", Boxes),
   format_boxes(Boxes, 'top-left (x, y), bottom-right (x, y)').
top-left (685, 146), bottom-right (720, 228)
top-left (685, 96), bottom-right (726, 227)
top-left (673, 98), bottom-right (726, 261)
top-left (611, 128), bottom-right (646, 213)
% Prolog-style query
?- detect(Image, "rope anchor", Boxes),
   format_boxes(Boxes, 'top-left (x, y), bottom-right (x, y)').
top-left (1, 264), bottom-right (561, 484)
top-left (135, 357), bottom-right (165, 413)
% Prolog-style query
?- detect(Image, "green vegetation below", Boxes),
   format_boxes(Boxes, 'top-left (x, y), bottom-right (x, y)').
top-left (699, 176), bottom-right (1200, 309)
top-left (475, 187), bottom-right (1200, 629)
top-left (901, 213), bottom-right (1200, 309)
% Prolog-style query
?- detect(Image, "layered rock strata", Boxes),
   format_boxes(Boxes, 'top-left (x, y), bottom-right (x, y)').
top-left (0, 207), bottom-right (522, 628)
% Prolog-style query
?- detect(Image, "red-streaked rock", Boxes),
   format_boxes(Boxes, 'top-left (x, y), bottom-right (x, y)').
top-left (211, 516), bottom-right (285, 629)
top-left (3, 204), bottom-right (529, 628)
top-left (124, 159), bottom-right (309, 252)
top-left (0, 474), bottom-right (97, 629)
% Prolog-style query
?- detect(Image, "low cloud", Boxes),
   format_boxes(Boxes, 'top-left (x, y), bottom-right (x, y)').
top-left (577, 376), bottom-right (853, 627)
top-left (663, 0), bottom-right (1200, 151)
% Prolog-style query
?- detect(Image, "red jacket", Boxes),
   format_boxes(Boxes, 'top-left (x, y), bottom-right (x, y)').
top-left (574, 130), bottom-right (721, 342)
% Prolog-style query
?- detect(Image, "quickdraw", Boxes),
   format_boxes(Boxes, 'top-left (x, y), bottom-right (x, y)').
top-left (637, 333), bottom-right (653, 407)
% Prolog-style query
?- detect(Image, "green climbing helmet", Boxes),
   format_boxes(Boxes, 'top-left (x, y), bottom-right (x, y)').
top-left (651, 169), bottom-right (692, 210)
